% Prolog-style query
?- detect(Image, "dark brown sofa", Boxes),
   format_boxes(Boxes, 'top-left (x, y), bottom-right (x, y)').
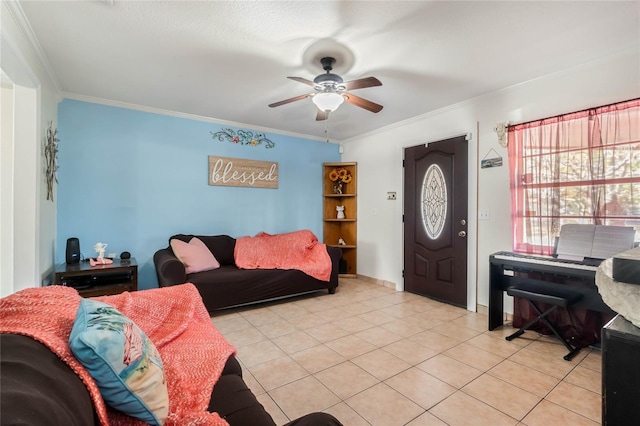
top-left (153, 234), bottom-right (341, 311)
top-left (0, 335), bottom-right (342, 426)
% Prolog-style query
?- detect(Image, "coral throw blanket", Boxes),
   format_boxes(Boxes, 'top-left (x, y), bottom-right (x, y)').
top-left (235, 230), bottom-right (332, 281)
top-left (0, 284), bottom-right (235, 426)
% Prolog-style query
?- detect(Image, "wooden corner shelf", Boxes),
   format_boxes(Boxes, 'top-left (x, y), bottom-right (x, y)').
top-left (323, 162), bottom-right (357, 277)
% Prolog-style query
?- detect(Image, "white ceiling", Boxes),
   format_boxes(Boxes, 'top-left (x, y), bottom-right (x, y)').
top-left (17, 1), bottom-right (640, 141)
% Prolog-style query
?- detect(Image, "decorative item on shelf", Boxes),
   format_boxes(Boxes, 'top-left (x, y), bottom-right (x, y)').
top-left (44, 122), bottom-right (59, 201)
top-left (210, 128), bottom-right (275, 149)
top-left (336, 205), bottom-right (345, 219)
top-left (94, 242), bottom-right (107, 259)
top-left (90, 242), bottom-right (113, 266)
top-left (493, 121), bottom-right (509, 147)
top-left (329, 167), bottom-right (352, 194)
top-left (338, 237), bottom-right (346, 245)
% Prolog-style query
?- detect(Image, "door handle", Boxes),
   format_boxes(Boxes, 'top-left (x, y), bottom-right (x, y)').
top-left (458, 231), bottom-right (467, 237)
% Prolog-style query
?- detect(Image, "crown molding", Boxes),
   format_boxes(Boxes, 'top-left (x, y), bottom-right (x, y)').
top-left (344, 46), bottom-right (639, 145)
top-left (62, 92), bottom-right (341, 144)
top-left (4, 1), bottom-right (62, 95)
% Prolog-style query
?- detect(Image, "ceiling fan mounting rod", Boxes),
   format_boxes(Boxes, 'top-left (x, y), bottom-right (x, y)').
top-left (314, 56), bottom-right (343, 86)
top-left (320, 57), bottom-right (336, 72)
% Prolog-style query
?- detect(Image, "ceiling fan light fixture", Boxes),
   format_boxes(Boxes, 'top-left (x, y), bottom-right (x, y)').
top-left (312, 92), bottom-right (344, 112)
top-left (270, 56), bottom-right (382, 119)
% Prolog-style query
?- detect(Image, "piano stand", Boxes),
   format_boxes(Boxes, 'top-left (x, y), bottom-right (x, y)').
top-left (506, 283), bottom-right (583, 361)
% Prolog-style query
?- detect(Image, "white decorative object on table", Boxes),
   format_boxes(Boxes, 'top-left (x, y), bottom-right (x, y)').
top-left (596, 247), bottom-right (640, 328)
top-left (90, 242), bottom-right (113, 266)
top-left (94, 242), bottom-right (107, 259)
top-left (338, 237), bottom-right (346, 246)
top-left (336, 205), bottom-right (345, 219)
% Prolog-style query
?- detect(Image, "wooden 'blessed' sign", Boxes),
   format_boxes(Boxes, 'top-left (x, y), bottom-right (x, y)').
top-left (208, 156), bottom-right (278, 189)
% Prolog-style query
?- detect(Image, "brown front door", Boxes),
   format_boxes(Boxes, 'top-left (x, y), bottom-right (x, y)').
top-left (404, 135), bottom-right (468, 307)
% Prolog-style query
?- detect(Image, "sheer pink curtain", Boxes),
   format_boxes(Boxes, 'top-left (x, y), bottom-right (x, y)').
top-left (508, 99), bottom-right (640, 255)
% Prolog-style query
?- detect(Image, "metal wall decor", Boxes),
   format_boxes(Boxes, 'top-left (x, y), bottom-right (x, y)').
top-left (44, 122), bottom-right (59, 201)
top-left (211, 128), bottom-right (275, 149)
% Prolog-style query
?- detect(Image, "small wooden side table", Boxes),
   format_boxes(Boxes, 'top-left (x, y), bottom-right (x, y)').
top-left (53, 258), bottom-right (138, 297)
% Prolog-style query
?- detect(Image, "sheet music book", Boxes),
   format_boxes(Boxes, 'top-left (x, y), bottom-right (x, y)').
top-left (556, 224), bottom-right (636, 261)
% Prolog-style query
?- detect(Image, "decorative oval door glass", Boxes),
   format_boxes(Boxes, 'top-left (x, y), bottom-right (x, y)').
top-left (421, 164), bottom-right (447, 239)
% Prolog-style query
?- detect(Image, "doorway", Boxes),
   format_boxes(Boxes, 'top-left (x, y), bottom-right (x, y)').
top-left (404, 135), bottom-right (468, 307)
top-left (1, 51), bottom-right (40, 295)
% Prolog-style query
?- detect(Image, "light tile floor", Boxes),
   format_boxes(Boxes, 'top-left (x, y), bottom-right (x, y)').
top-left (211, 278), bottom-right (602, 426)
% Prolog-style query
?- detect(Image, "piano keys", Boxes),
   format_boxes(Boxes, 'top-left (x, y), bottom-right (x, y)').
top-left (489, 251), bottom-right (614, 331)
top-left (491, 252), bottom-right (599, 273)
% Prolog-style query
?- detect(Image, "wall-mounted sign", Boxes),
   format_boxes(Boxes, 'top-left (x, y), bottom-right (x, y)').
top-left (208, 156), bottom-right (278, 189)
top-left (480, 148), bottom-right (503, 169)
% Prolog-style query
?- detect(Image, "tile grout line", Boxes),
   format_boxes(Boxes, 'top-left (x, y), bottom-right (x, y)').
top-left (213, 278), bottom-right (603, 425)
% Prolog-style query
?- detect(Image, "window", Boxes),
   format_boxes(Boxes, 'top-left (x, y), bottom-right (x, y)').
top-left (507, 99), bottom-right (640, 255)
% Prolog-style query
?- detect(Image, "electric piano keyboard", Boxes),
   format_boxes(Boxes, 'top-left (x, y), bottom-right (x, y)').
top-left (488, 251), bottom-right (611, 330)
top-left (491, 252), bottom-right (600, 273)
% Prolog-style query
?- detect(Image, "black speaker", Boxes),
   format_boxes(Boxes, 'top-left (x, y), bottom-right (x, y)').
top-left (602, 315), bottom-right (640, 424)
top-left (66, 238), bottom-right (80, 264)
top-left (339, 258), bottom-right (347, 274)
top-left (120, 251), bottom-right (131, 260)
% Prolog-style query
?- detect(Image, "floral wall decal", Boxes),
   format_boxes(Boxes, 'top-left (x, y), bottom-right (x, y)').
top-left (44, 122), bottom-right (59, 201)
top-left (211, 128), bottom-right (275, 149)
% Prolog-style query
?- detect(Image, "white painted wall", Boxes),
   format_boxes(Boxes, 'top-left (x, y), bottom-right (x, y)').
top-left (1, 84), bottom-right (15, 297)
top-left (1, 0), bottom-right (61, 295)
top-left (342, 49), bottom-right (640, 313)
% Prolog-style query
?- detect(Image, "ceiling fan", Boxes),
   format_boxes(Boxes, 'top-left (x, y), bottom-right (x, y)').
top-left (269, 57), bottom-right (383, 121)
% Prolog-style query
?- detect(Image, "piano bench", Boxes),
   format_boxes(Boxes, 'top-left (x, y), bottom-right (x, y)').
top-left (506, 282), bottom-right (583, 361)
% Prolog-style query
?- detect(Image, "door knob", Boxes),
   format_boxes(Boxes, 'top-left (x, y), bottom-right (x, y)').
top-left (458, 231), bottom-right (467, 237)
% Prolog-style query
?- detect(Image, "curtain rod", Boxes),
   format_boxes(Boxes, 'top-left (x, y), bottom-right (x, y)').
top-left (508, 97), bottom-right (640, 128)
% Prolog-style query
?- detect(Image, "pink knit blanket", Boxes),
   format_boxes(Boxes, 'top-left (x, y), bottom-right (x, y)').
top-left (234, 230), bottom-right (332, 281)
top-left (0, 284), bottom-right (235, 426)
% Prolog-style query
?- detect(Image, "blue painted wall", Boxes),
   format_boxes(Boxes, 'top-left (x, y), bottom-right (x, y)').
top-left (57, 99), bottom-right (340, 289)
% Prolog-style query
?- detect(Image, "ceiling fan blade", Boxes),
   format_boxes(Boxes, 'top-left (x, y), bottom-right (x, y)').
top-left (343, 93), bottom-right (383, 113)
top-left (287, 76), bottom-right (316, 87)
top-left (342, 77), bottom-right (382, 91)
top-left (316, 110), bottom-right (329, 121)
top-left (268, 94), bottom-right (311, 108)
